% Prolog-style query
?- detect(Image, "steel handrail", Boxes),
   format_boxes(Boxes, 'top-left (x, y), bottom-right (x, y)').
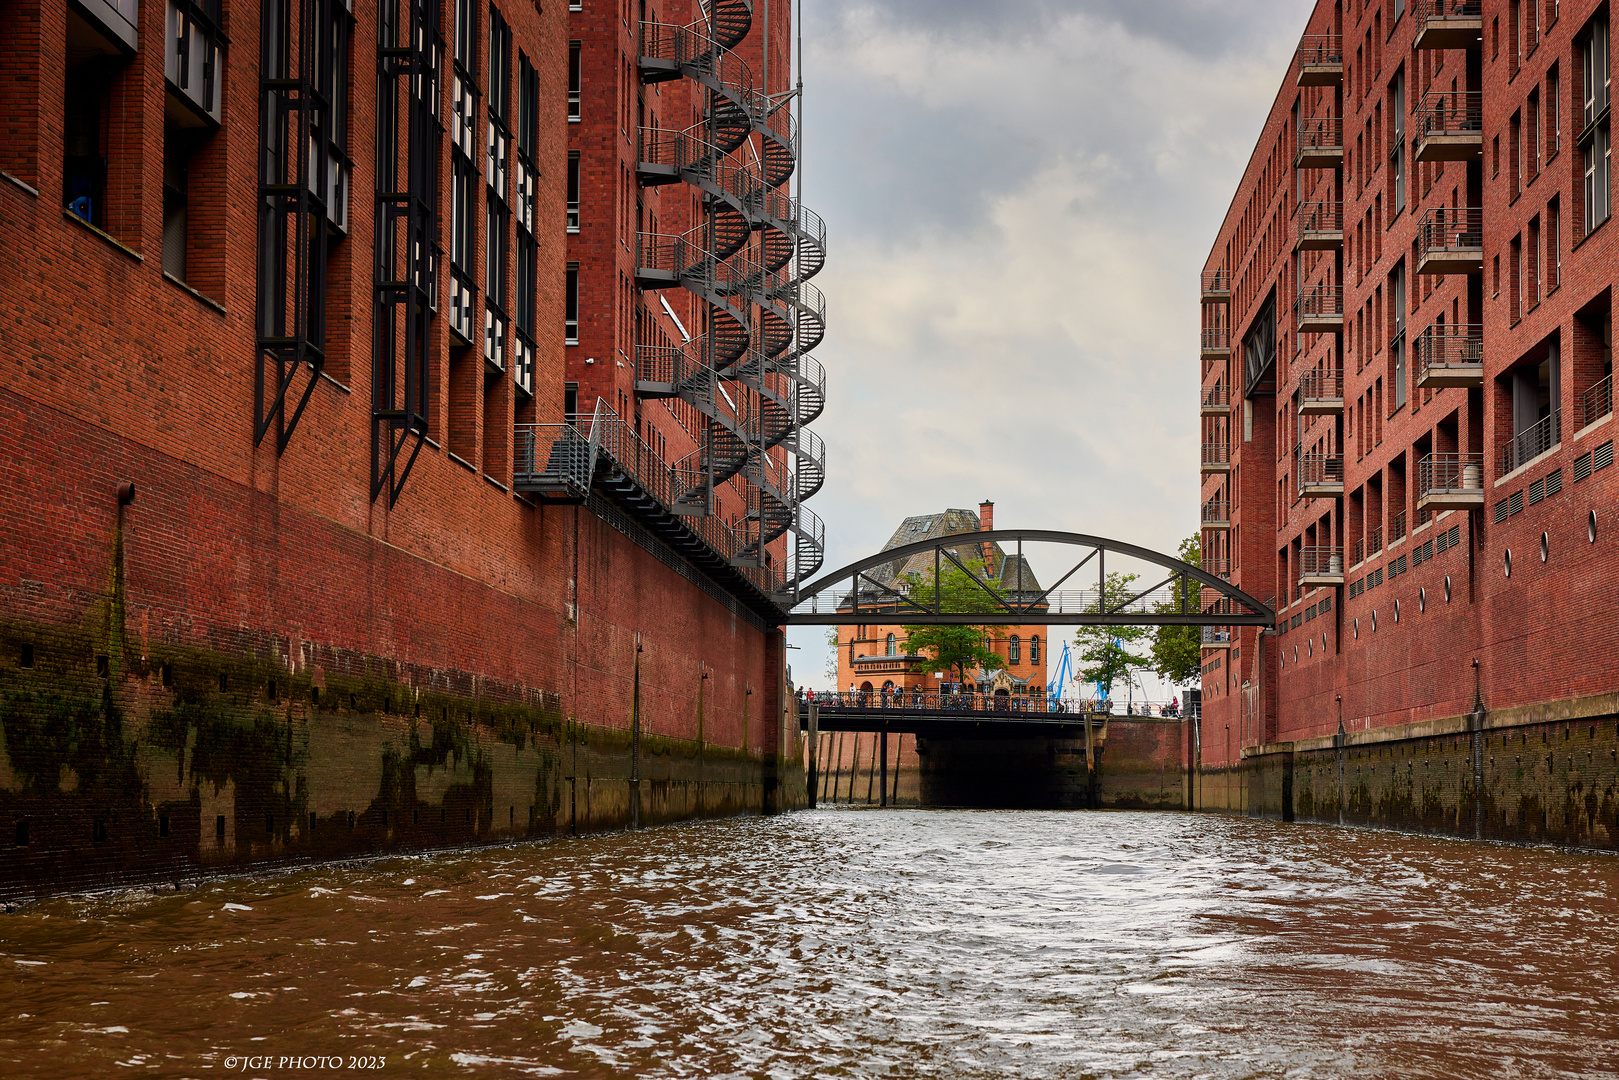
top-left (1295, 200), bottom-right (1343, 232)
top-left (1298, 452), bottom-right (1343, 485)
top-left (1202, 327), bottom-right (1230, 350)
top-left (1419, 90), bottom-right (1483, 135)
top-left (1202, 500), bottom-right (1231, 523)
top-left (1419, 452), bottom-right (1486, 496)
top-left (1300, 369), bottom-right (1344, 401)
top-left (1417, 206), bottom-right (1484, 258)
top-left (1296, 34), bottom-right (1342, 66)
top-left (1502, 412), bottom-right (1560, 473)
top-left (1388, 509), bottom-right (1407, 543)
top-left (1298, 545), bottom-right (1343, 576)
top-left (1414, 322), bottom-right (1484, 377)
top-left (1201, 441), bottom-right (1231, 465)
top-left (1578, 374), bottom-right (1613, 429)
top-left (1201, 384), bottom-right (1231, 410)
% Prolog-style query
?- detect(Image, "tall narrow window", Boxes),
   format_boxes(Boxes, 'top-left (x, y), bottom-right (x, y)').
top-left (1008, 636), bottom-right (1021, 665)
top-left (485, 6), bottom-right (512, 373)
top-left (1390, 70), bottom-right (1405, 214)
top-left (565, 263), bottom-right (580, 343)
top-left (1581, 16), bottom-right (1611, 234)
top-left (567, 151), bottom-right (581, 231)
top-left (448, 0), bottom-right (480, 345)
top-left (1548, 195), bottom-right (1562, 289)
top-left (1548, 63), bottom-right (1561, 158)
top-left (568, 41), bottom-right (581, 120)
top-left (513, 51), bottom-right (538, 394)
top-left (1030, 635), bottom-right (1041, 664)
top-left (1390, 263), bottom-right (1407, 408)
top-left (885, 633), bottom-right (896, 657)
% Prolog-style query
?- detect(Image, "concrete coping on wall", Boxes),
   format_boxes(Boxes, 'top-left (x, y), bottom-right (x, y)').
top-left (1240, 689), bottom-right (1619, 760)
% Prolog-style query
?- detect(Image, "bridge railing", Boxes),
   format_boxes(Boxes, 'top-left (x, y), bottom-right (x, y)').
top-left (801, 689), bottom-right (1187, 718)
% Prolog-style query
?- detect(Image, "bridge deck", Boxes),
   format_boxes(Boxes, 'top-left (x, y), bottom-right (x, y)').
top-left (801, 705), bottom-right (1133, 739)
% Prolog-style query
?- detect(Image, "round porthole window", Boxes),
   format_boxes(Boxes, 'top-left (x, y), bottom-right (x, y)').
top-left (1371, 610), bottom-right (1378, 631)
top-left (1293, 646), bottom-right (1299, 662)
top-left (1307, 639), bottom-right (1313, 657)
top-left (1321, 632), bottom-right (1328, 650)
top-left (1419, 587), bottom-right (1426, 612)
top-left (1591, 510), bottom-right (1599, 544)
top-left (1394, 599), bottom-right (1401, 622)
top-left (1353, 618), bottom-right (1359, 639)
top-left (1541, 532), bottom-right (1550, 562)
top-left (1504, 549), bottom-right (1512, 577)
top-left (1444, 575), bottom-right (1452, 602)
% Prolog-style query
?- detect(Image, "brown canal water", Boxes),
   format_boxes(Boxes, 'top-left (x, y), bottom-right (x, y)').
top-left (2, 810), bottom-right (1618, 1079)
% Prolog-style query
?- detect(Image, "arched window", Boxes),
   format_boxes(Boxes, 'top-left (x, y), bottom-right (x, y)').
top-left (1009, 635), bottom-right (1021, 664)
top-left (1031, 635), bottom-right (1041, 663)
top-left (885, 633), bottom-right (896, 656)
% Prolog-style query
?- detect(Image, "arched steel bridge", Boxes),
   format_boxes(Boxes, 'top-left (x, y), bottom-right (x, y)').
top-left (777, 529), bottom-right (1275, 627)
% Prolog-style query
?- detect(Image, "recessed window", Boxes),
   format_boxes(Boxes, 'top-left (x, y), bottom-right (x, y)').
top-left (1008, 635), bottom-right (1021, 665)
top-left (1031, 635), bottom-right (1041, 664)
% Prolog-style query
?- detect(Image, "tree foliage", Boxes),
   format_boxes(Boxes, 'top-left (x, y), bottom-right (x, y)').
top-left (1074, 571), bottom-right (1152, 698)
top-left (900, 563), bottom-right (1010, 685)
top-left (1150, 533), bottom-right (1204, 685)
top-left (824, 627), bottom-right (840, 683)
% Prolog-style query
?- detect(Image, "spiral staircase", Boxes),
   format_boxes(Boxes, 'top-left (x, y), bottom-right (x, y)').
top-left (633, 0), bottom-right (827, 601)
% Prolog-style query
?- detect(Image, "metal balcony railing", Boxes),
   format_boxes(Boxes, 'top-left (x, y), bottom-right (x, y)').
top-left (1417, 207), bottom-right (1484, 262)
top-left (1201, 441), bottom-right (1232, 467)
top-left (1298, 452), bottom-right (1344, 488)
top-left (1420, 452), bottom-right (1487, 499)
top-left (1502, 411), bottom-right (1561, 473)
top-left (1388, 509), bottom-right (1407, 543)
top-left (1201, 558), bottom-right (1231, 577)
top-left (1300, 369), bottom-right (1344, 403)
top-left (1419, 91), bottom-right (1483, 138)
top-left (1296, 118), bottom-right (1343, 158)
top-left (1201, 383), bottom-right (1231, 411)
top-left (1579, 374), bottom-right (1614, 430)
top-left (1296, 35), bottom-right (1343, 68)
top-left (1351, 537), bottom-right (1364, 566)
top-left (1202, 500), bottom-right (1230, 524)
top-left (1298, 545), bottom-right (1344, 578)
top-left (1295, 200), bottom-right (1343, 233)
top-left (1202, 327), bottom-right (1230, 352)
top-left (1201, 269), bottom-right (1230, 296)
top-left (1368, 526), bottom-right (1383, 556)
top-left (1414, 322), bottom-right (1484, 381)
top-left (1297, 285), bottom-right (1343, 327)
top-left (1417, 0), bottom-right (1483, 23)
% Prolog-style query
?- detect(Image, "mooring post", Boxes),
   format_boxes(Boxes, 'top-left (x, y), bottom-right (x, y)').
top-left (880, 728), bottom-right (888, 807)
top-left (807, 702), bottom-right (820, 809)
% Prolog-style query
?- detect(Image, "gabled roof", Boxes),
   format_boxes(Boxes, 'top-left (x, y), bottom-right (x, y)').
top-left (847, 508), bottom-right (1044, 603)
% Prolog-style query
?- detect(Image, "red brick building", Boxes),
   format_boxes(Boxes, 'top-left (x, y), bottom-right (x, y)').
top-left (1198, 0), bottom-right (1618, 838)
top-left (0, 0), bottom-right (822, 898)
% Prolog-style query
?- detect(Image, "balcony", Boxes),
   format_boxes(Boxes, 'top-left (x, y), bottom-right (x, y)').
top-left (1419, 452), bottom-right (1486, 511)
top-left (1201, 558), bottom-right (1231, 578)
top-left (1201, 327), bottom-right (1230, 357)
top-left (1299, 369), bottom-right (1344, 415)
top-left (1201, 626), bottom-right (1235, 650)
top-left (1415, 322), bottom-right (1484, 388)
top-left (1295, 119), bottom-right (1343, 169)
top-left (1201, 269), bottom-right (1231, 303)
top-left (1578, 374), bottom-right (1614, 431)
top-left (1201, 441), bottom-right (1232, 474)
top-left (1416, 207), bottom-right (1484, 275)
top-left (1298, 545), bottom-right (1345, 586)
top-left (1296, 285), bottom-right (1343, 333)
top-left (1296, 35), bottom-right (1343, 86)
top-left (1202, 500), bottom-right (1231, 530)
top-left (1201, 383), bottom-right (1231, 416)
top-left (1388, 509), bottom-right (1408, 544)
top-left (1414, 0), bottom-right (1483, 51)
top-left (1298, 452), bottom-right (1344, 498)
top-left (1501, 411), bottom-right (1561, 475)
top-left (1294, 201), bottom-right (1343, 251)
top-left (1367, 526), bottom-right (1384, 558)
top-left (1416, 92), bottom-right (1483, 162)
top-left (1350, 537), bottom-right (1364, 567)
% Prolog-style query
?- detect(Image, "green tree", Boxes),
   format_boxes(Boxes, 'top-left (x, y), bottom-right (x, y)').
top-left (900, 563), bottom-right (1010, 686)
top-left (824, 626), bottom-right (840, 684)
top-left (1074, 571), bottom-right (1151, 700)
top-left (1151, 534), bottom-right (1204, 685)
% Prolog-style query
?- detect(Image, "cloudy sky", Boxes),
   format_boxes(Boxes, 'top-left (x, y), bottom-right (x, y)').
top-left (786, 0), bottom-right (1314, 686)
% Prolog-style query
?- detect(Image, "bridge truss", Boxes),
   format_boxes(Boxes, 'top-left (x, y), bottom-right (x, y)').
top-left (780, 529), bottom-right (1274, 627)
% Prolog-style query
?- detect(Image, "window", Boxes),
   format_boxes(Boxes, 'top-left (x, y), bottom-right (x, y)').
top-left (1030, 636), bottom-right (1040, 664)
top-left (885, 633), bottom-right (896, 657)
top-left (1390, 70), bottom-right (1405, 213)
top-left (1390, 263), bottom-right (1407, 408)
top-left (512, 51), bottom-right (538, 395)
top-left (565, 263), bottom-right (580, 343)
top-left (567, 152), bottom-right (581, 231)
top-left (568, 41), bottom-right (582, 120)
top-left (448, 0), bottom-right (480, 344)
top-left (1548, 63), bottom-right (1561, 157)
top-left (1510, 109), bottom-right (1522, 196)
top-left (485, 6), bottom-right (512, 372)
top-left (1008, 636), bottom-right (1021, 665)
top-left (1581, 16), bottom-right (1611, 233)
top-left (1548, 195), bottom-right (1562, 289)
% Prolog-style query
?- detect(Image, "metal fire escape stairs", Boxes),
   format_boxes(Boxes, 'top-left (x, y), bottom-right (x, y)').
top-left (634, 0), bottom-right (827, 594)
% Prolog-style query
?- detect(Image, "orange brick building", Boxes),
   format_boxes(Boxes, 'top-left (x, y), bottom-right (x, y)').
top-left (834, 503), bottom-right (1051, 704)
